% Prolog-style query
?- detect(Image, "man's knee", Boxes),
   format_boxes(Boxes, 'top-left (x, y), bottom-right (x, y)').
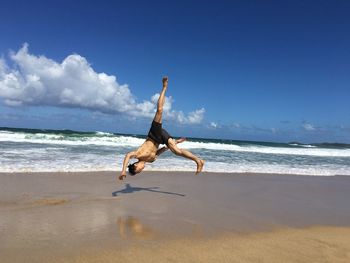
top-left (157, 107), bottom-right (163, 115)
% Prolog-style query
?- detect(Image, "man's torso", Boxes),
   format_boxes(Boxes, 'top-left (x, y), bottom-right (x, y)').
top-left (136, 138), bottom-right (159, 162)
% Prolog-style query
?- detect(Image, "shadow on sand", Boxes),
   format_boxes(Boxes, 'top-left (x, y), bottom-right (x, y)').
top-left (112, 183), bottom-right (185, 197)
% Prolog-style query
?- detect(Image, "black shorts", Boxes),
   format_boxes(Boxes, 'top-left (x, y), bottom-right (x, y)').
top-left (147, 121), bottom-right (172, 146)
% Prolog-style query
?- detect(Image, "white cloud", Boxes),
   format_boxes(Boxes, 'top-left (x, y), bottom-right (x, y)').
top-left (302, 123), bottom-right (316, 131)
top-left (210, 122), bottom-right (218, 128)
top-left (187, 108), bottom-right (205, 124)
top-left (233, 123), bottom-right (240, 128)
top-left (0, 43), bottom-right (205, 124)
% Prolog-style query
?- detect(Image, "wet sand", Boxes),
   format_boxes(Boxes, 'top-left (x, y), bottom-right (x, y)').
top-left (1, 171), bottom-right (350, 262)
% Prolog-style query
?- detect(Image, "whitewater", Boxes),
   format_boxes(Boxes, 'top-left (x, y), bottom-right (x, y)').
top-left (1, 128), bottom-right (349, 176)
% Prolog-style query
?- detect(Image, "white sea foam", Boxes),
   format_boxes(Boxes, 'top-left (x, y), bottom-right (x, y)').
top-left (1, 156), bottom-right (349, 176)
top-left (1, 131), bottom-right (350, 157)
top-left (181, 141), bottom-right (349, 157)
top-left (95, 131), bottom-right (114, 136)
top-left (289, 143), bottom-right (316, 148)
top-left (0, 131), bottom-right (144, 147)
top-left (1, 130), bottom-right (349, 176)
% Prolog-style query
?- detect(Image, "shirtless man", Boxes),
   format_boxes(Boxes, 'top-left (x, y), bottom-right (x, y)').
top-left (119, 77), bottom-right (205, 180)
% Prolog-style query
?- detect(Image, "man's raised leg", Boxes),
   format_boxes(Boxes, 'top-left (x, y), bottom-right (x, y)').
top-left (153, 77), bottom-right (168, 123)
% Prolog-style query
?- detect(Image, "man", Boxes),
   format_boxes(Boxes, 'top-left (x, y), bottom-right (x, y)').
top-left (119, 77), bottom-right (204, 180)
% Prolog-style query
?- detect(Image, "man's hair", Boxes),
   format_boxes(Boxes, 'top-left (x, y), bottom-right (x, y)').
top-left (128, 163), bottom-right (137, 175)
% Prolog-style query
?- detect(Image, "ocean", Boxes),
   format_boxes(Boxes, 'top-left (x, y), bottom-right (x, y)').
top-left (0, 127), bottom-right (349, 176)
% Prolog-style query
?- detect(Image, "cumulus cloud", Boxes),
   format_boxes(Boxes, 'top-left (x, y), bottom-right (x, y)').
top-left (270, 127), bottom-right (278, 134)
top-left (209, 122), bottom-right (218, 128)
top-left (302, 123), bottom-right (316, 131)
top-left (233, 123), bottom-right (240, 128)
top-left (0, 43), bottom-right (204, 124)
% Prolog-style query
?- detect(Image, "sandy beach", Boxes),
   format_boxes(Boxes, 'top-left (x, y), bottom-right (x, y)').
top-left (1, 171), bottom-right (350, 262)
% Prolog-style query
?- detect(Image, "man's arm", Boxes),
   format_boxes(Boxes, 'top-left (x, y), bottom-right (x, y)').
top-left (156, 146), bottom-right (168, 156)
top-left (119, 151), bottom-right (137, 179)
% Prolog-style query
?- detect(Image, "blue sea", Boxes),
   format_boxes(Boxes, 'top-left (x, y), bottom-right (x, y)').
top-left (0, 127), bottom-right (349, 176)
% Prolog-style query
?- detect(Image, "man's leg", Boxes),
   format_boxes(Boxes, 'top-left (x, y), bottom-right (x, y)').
top-left (153, 77), bottom-right (168, 123)
top-left (167, 138), bottom-right (205, 174)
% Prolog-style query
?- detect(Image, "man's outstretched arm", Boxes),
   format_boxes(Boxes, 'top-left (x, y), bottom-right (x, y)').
top-left (119, 151), bottom-right (137, 180)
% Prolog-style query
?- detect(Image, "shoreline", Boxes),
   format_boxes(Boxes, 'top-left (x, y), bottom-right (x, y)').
top-left (1, 171), bottom-right (350, 262)
top-left (1, 170), bottom-right (349, 177)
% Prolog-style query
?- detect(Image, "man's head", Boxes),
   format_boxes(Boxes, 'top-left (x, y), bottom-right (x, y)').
top-left (128, 161), bottom-right (145, 175)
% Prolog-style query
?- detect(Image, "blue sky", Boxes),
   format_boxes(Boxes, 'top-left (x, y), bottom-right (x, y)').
top-left (0, 0), bottom-right (349, 143)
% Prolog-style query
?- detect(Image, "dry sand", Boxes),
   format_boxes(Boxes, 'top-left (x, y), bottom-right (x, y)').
top-left (1, 171), bottom-right (350, 262)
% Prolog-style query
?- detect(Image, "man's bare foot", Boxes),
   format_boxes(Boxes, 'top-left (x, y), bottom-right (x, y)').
top-left (176, 137), bottom-right (186, 144)
top-left (196, 159), bottom-right (205, 174)
top-left (162, 76), bottom-right (168, 88)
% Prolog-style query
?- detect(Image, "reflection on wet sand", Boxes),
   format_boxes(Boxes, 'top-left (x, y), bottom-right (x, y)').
top-left (117, 216), bottom-right (155, 240)
top-left (33, 198), bottom-right (69, 206)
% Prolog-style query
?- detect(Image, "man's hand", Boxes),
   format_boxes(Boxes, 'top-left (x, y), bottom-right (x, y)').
top-left (162, 76), bottom-right (168, 88)
top-left (176, 137), bottom-right (186, 144)
top-left (119, 172), bottom-right (126, 180)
